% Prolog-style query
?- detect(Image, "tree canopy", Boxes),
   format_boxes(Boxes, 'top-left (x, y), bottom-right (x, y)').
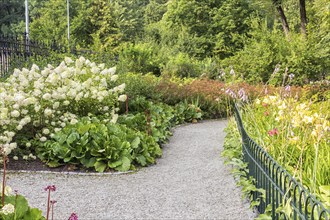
top-left (0, 0), bottom-right (329, 84)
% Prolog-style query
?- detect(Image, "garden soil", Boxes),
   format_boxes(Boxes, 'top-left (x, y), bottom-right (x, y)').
top-left (6, 120), bottom-right (256, 220)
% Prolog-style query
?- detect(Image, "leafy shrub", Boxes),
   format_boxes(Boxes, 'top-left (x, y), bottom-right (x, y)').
top-left (300, 80), bottom-right (330, 102)
top-left (35, 117), bottom-right (162, 172)
top-left (116, 42), bottom-right (162, 75)
top-left (161, 53), bottom-right (202, 78)
top-left (123, 96), bottom-right (175, 143)
top-left (174, 101), bottom-right (203, 124)
top-left (116, 72), bottom-right (160, 102)
top-left (222, 19), bottom-right (329, 85)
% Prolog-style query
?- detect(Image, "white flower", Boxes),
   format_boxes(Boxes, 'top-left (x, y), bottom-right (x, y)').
top-left (111, 75), bottom-right (118, 82)
top-left (53, 102), bottom-right (60, 109)
top-left (60, 122), bottom-right (66, 128)
top-left (6, 132), bottom-right (15, 138)
top-left (116, 83), bottom-right (126, 92)
top-left (118, 95), bottom-right (127, 102)
top-left (29, 153), bottom-right (36, 159)
top-left (9, 143), bottom-right (17, 149)
top-left (44, 108), bottom-right (53, 117)
top-left (13, 156), bottom-right (18, 160)
top-left (54, 128), bottom-right (62, 133)
top-left (108, 67), bottom-right (116, 75)
top-left (26, 142), bottom-right (31, 148)
top-left (75, 92), bottom-right (84, 101)
top-left (23, 155), bottom-right (28, 160)
top-left (111, 114), bottom-right (118, 124)
top-left (40, 136), bottom-right (47, 142)
top-left (10, 110), bottom-right (20, 118)
top-left (42, 93), bottom-right (52, 100)
top-left (63, 100), bottom-right (70, 106)
top-left (60, 71), bottom-right (69, 79)
top-left (3, 147), bottom-right (12, 155)
top-left (34, 105), bottom-right (41, 112)
top-left (31, 64), bottom-right (40, 71)
top-left (0, 186), bottom-right (12, 197)
top-left (91, 67), bottom-right (100, 74)
top-left (98, 63), bottom-right (105, 69)
top-left (21, 109), bottom-right (28, 115)
top-left (65, 57), bottom-right (73, 64)
top-left (16, 125), bottom-right (23, 130)
top-left (70, 119), bottom-right (78, 125)
top-left (43, 128), bottom-right (50, 135)
top-left (22, 97), bottom-right (36, 106)
top-left (14, 93), bottom-right (25, 103)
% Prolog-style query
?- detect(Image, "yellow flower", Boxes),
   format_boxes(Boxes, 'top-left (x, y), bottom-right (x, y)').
top-left (303, 116), bottom-right (314, 124)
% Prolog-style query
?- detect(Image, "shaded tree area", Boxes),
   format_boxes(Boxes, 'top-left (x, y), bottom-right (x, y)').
top-left (0, 0), bottom-right (329, 84)
top-left (0, 0), bottom-right (24, 35)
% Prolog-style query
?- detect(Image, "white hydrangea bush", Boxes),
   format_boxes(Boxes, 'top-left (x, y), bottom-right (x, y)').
top-left (0, 56), bottom-right (126, 157)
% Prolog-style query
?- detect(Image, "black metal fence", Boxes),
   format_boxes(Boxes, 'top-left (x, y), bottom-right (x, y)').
top-left (0, 35), bottom-right (115, 78)
top-left (234, 104), bottom-right (330, 220)
top-left (0, 35), bottom-right (52, 77)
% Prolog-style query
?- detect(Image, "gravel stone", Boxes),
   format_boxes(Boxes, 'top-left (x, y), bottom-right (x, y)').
top-left (6, 120), bottom-right (255, 219)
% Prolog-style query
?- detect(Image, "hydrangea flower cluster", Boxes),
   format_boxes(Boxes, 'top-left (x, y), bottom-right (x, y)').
top-left (0, 56), bottom-right (126, 157)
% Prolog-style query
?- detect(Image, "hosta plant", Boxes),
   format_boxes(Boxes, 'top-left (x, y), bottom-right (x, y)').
top-left (35, 116), bottom-right (162, 172)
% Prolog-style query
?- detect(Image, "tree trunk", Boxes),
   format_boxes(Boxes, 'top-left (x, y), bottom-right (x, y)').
top-left (276, 5), bottom-right (290, 37)
top-left (299, 0), bottom-right (307, 36)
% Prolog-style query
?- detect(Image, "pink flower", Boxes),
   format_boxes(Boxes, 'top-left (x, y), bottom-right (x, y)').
top-left (44, 185), bottom-right (56, 192)
top-left (68, 213), bottom-right (78, 220)
top-left (268, 128), bottom-right (279, 136)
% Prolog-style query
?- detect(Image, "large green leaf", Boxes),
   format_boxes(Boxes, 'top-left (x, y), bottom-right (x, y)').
top-left (131, 137), bottom-right (141, 149)
top-left (55, 133), bottom-right (68, 145)
top-left (94, 161), bottom-right (107, 172)
top-left (77, 124), bottom-right (90, 135)
top-left (136, 155), bottom-right (147, 166)
top-left (23, 208), bottom-right (45, 220)
top-left (108, 160), bottom-right (123, 168)
top-left (67, 132), bottom-right (79, 145)
top-left (116, 156), bottom-right (131, 172)
top-left (81, 157), bottom-right (96, 168)
top-left (80, 133), bottom-right (89, 146)
top-left (5, 195), bottom-right (29, 219)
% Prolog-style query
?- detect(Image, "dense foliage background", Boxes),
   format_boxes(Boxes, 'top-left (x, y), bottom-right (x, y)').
top-left (1, 1), bottom-right (329, 217)
top-left (1, 0), bottom-right (329, 85)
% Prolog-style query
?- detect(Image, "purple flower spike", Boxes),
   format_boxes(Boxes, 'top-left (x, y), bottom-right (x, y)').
top-left (68, 213), bottom-right (78, 220)
top-left (285, 85), bottom-right (291, 92)
top-left (289, 74), bottom-right (295, 80)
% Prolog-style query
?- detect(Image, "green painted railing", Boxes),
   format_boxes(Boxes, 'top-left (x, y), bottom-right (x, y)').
top-left (234, 103), bottom-right (330, 220)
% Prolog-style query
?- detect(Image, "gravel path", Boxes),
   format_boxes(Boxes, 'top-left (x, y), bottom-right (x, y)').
top-left (7, 120), bottom-right (255, 220)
